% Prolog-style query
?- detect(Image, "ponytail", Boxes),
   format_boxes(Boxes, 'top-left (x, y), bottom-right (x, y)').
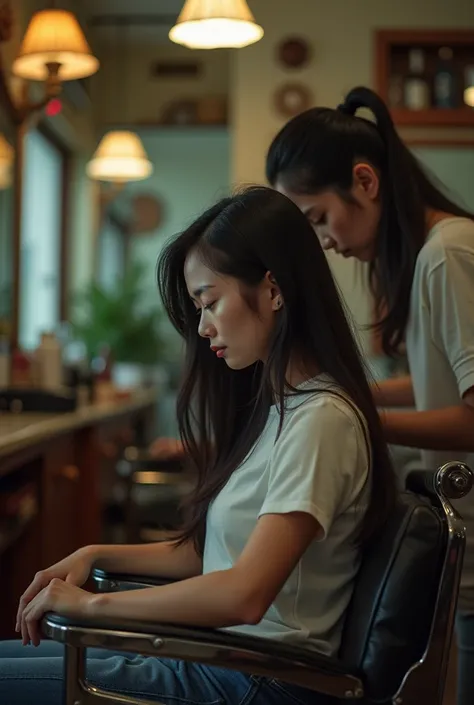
top-left (267, 86), bottom-right (473, 356)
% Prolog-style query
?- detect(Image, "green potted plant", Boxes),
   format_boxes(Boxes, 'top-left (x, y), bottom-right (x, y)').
top-left (71, 261), bottom-right (172, 388)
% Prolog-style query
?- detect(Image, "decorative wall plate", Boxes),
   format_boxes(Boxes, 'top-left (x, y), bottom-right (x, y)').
top-left (131, 194), bottom-right (164, 235)
top-left (277, 37), bottom-right (311, 69)
top-left (274, 83), bottom-right (312, 118)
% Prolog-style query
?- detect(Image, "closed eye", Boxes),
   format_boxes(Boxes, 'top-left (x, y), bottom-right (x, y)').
top-left (195, 302), bottom-right (216, 316)
top-left (310, 214), bottom-right (326, 227)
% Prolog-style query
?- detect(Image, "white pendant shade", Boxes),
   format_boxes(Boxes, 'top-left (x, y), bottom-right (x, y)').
top-left (0, 134), bottom-right (14, 190)
top-left (12, 9), bottom-right (99, 82)
top-left (87, 131), bottom-right (153, 183)
top-left (169, 0), bottom-right (263, 49)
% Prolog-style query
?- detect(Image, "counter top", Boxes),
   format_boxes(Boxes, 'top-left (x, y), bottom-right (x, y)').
top-left (0, 387), bottom-right (158, 459)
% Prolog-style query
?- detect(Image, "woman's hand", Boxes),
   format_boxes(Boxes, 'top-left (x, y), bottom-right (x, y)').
top-left (20, 579), bottom-right (94, 647)
top-left (149, 437), bottom-right (184, 459)
top-left (15, 546), bottom-right (96, 638)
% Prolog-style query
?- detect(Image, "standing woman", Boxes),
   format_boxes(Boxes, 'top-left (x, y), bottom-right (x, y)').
top-left (266, 86), bottom-right (474, 705)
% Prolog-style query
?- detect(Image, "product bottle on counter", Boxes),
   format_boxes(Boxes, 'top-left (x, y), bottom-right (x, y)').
top-left (10, 348), bottom-right (31, 387)
top-left (37, 332), bottom-right (63, 390)
top-left (434, 47), bottom-right (457, 108)
top-left (92, 344), bottom-right (115, 404)
top-left (404, 48), bottom-right (430, 110)
top-left (0, 336), bottom-right (10, 388)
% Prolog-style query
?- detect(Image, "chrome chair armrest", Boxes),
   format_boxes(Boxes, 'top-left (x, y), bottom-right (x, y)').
top-left (92, 567), bottom-right (176, 592)
top-left (406, 462), bottom-right (474, 501)
top-left (42, 612), bottom-right (364, 700)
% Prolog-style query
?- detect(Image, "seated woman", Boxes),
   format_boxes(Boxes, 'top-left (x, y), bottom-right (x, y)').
top-left (0, 187), bottom-right (396, 705)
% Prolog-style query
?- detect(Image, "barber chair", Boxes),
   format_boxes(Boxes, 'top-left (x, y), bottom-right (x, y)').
top-left (43, 461), bottom-right (473, 705)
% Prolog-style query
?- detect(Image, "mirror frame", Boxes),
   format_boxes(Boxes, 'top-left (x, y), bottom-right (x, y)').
top-left (0, 50), bottom-right (22, 348)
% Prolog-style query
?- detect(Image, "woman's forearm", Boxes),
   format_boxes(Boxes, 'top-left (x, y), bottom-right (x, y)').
top-left (89, 568), bottom-right (257, 628)
top-left (372, 375), bottom-right (415, 408)
top-left (381, 404), bottom-right (474, 452)
top-left (89, 540), bottom-right (202, 580)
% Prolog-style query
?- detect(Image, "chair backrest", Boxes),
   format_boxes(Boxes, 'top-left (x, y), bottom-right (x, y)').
top-left (340, 491), bottom-right (446, 702)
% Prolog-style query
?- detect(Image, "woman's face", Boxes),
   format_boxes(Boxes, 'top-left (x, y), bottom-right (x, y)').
top-left (275, 164), bottom-right (381, 262)
top-left (184, 250), bottom-right (279, 370)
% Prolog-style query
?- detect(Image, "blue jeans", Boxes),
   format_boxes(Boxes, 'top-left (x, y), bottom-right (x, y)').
top-left (456, 613), bottom-right (474, 705)
top-left (0, 639), bottom-right (337, 705)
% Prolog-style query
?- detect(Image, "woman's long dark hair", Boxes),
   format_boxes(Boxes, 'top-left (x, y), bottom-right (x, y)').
top-left (266, 86), bottom-right (474, 356)
top-left (157, 186), bottom-right (396, 553)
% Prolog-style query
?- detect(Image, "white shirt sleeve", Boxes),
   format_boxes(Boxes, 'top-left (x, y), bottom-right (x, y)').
top-left (428, 248), bottom-right (474, 398)
top-left (259, 396), bottom-right (370, 540)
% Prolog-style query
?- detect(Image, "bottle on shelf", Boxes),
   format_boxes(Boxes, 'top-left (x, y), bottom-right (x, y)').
top-left (404, 48), bottom-right (430, 111)
top-left (434, 46), bottom-right (457, 109)
top-left (388, 74), bottom-right (404, 108)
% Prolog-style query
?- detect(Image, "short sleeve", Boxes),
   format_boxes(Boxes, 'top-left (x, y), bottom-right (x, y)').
top-left (259, 397), bottom-right (369, 539)
top-left (428, 248), bottom-right (474, 398)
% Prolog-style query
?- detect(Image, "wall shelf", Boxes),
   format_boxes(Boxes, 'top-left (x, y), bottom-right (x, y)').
top-left (375, 29), bottom-right (474, 127)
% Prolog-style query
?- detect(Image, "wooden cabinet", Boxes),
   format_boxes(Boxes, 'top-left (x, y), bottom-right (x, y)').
top-left (41, 434), bottom-right (80, 566)
top-left (375, 30), bottom-right (474, 127)
top-left (0, 391), bottom-right (156, 638)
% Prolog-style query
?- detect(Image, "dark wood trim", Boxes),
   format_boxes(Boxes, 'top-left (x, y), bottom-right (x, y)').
top-left (36, 121), bottom-right (73, 322)
top-left (0, 50), bottom-right (21, 127)
top-left (59, 151), bottom-right (72, 321)
top-left (10, 122), bottom-right (24, 350)
top-left (375, 28), bottom-right (474, 46)
top-left (404, 138), bottom-right (474, 147)
top-left (0, 46), bottom-right (21, 349)
top-left (390, 108), bottom-right (474, 127)
top-left (101, 121), bottom-right (229, 130)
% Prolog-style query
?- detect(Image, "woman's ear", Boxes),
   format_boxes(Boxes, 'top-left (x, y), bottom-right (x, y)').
top-left (265, 272), bottom-right (283, 311)
top-left (353, 163), bottom-right (380, 200)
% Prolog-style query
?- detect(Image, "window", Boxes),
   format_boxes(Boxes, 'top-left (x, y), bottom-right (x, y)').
top-left (19, 128), bottom-right (67, 350)
top-left (97, 211), bottom-right (127, 291)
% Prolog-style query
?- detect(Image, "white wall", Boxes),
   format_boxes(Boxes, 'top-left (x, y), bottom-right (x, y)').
top-left (91, 44), bottom-right (230, 126)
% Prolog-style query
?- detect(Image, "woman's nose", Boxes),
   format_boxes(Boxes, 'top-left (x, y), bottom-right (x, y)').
top-left (321, 235), bottom-right (336, 251)
top-left (198, 314), bottom-right (216, 339)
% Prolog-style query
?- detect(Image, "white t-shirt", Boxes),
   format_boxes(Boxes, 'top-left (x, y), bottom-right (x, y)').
top-left (202, 377), bottom-right (371, 655)
top-left (406, 216), bottom-right (474, 610)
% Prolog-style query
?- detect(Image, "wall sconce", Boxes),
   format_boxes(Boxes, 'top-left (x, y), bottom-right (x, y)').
top-left (1, 3), bottom-right (99, 122)
top-left (169, 0), bottom-right (263, 49)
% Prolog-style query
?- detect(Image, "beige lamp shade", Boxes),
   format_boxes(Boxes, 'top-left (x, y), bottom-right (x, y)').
top-left (87, 131), bottom-right (153, 183)
top-left (0, 134), bottom-right (14, 190)
top-left (169, 0), bottom-right (264, 49)
top-left (12, 9), bottom-right (99, 82)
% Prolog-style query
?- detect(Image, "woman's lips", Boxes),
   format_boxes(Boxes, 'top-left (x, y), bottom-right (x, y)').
top-left (211, 346), bottom-right (227, 358)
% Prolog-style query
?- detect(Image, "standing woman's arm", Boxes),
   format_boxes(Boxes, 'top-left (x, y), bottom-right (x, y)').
top-left (381, 248), bottom-right (474, 451)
